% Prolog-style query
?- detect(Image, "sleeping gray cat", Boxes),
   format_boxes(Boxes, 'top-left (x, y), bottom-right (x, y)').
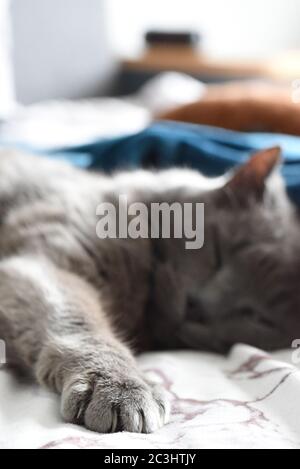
top-left (0, 146), bottom-right (299, 434)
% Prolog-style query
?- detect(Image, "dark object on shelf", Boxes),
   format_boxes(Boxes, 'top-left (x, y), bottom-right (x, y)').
top-left (145, 31), bottom-right (201, 48)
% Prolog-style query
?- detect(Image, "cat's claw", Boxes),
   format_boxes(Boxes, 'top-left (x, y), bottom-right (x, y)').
top-left (61, 373), bottom-right (170, 434)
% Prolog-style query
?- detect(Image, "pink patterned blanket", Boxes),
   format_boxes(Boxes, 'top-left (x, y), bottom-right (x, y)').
top-left (0, 345), bottom-right (299, 449)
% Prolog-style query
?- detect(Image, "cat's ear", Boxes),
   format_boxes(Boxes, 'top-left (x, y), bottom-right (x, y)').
top-left (226, 147), bottom-right (282, 201)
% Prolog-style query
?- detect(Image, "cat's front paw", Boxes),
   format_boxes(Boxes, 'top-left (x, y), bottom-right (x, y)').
top-left (61, 372), bottom-right (170, 434)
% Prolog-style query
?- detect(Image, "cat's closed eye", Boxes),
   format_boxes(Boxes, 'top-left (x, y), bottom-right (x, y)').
top-left (234, 306), bottom-right (276, 329)
top-left (235, 306), bottom-right (256, 319)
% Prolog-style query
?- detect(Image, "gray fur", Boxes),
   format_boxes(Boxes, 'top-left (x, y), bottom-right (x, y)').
top-left (0, 148), bottom-right (299, 433)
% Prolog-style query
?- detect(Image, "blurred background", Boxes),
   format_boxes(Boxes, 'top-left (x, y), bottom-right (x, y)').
top-left (1, 0), bottom-right (300, 147)
top-left (2, 0), bottom-right (300, 103)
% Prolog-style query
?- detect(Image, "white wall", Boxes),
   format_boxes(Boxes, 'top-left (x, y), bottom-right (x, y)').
top-left (106, 0), bottom-right (300, 60)
top-left (0, 0), bottom-right (15, 116)
top-left (10, 0), bottom-right (116, 104)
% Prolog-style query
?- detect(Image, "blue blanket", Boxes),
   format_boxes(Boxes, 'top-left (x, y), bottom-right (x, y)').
top-left (10, 122), bottom-right (300, 204)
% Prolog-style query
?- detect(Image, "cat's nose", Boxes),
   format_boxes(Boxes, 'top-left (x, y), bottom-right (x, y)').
top-left (186, 295), bottom-right (207, 323)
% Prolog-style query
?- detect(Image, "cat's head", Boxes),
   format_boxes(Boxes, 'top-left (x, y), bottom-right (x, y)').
top-left (180, 147), bottom-right (300, 352)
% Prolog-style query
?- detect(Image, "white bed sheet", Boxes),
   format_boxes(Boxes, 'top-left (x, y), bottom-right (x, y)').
top-left (1, 345), bottom-right (300, 449)
top-left (0, 72), bottom-right (205, 149)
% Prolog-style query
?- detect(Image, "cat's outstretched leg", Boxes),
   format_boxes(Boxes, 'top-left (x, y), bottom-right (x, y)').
top-left (0, 255), bottom-right (169, 433)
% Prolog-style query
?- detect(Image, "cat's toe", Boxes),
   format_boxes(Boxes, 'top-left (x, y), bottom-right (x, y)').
top-left (118, 382), bottom-right (170, 433)
top-left (61, 378), bottom-right (93, 426)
